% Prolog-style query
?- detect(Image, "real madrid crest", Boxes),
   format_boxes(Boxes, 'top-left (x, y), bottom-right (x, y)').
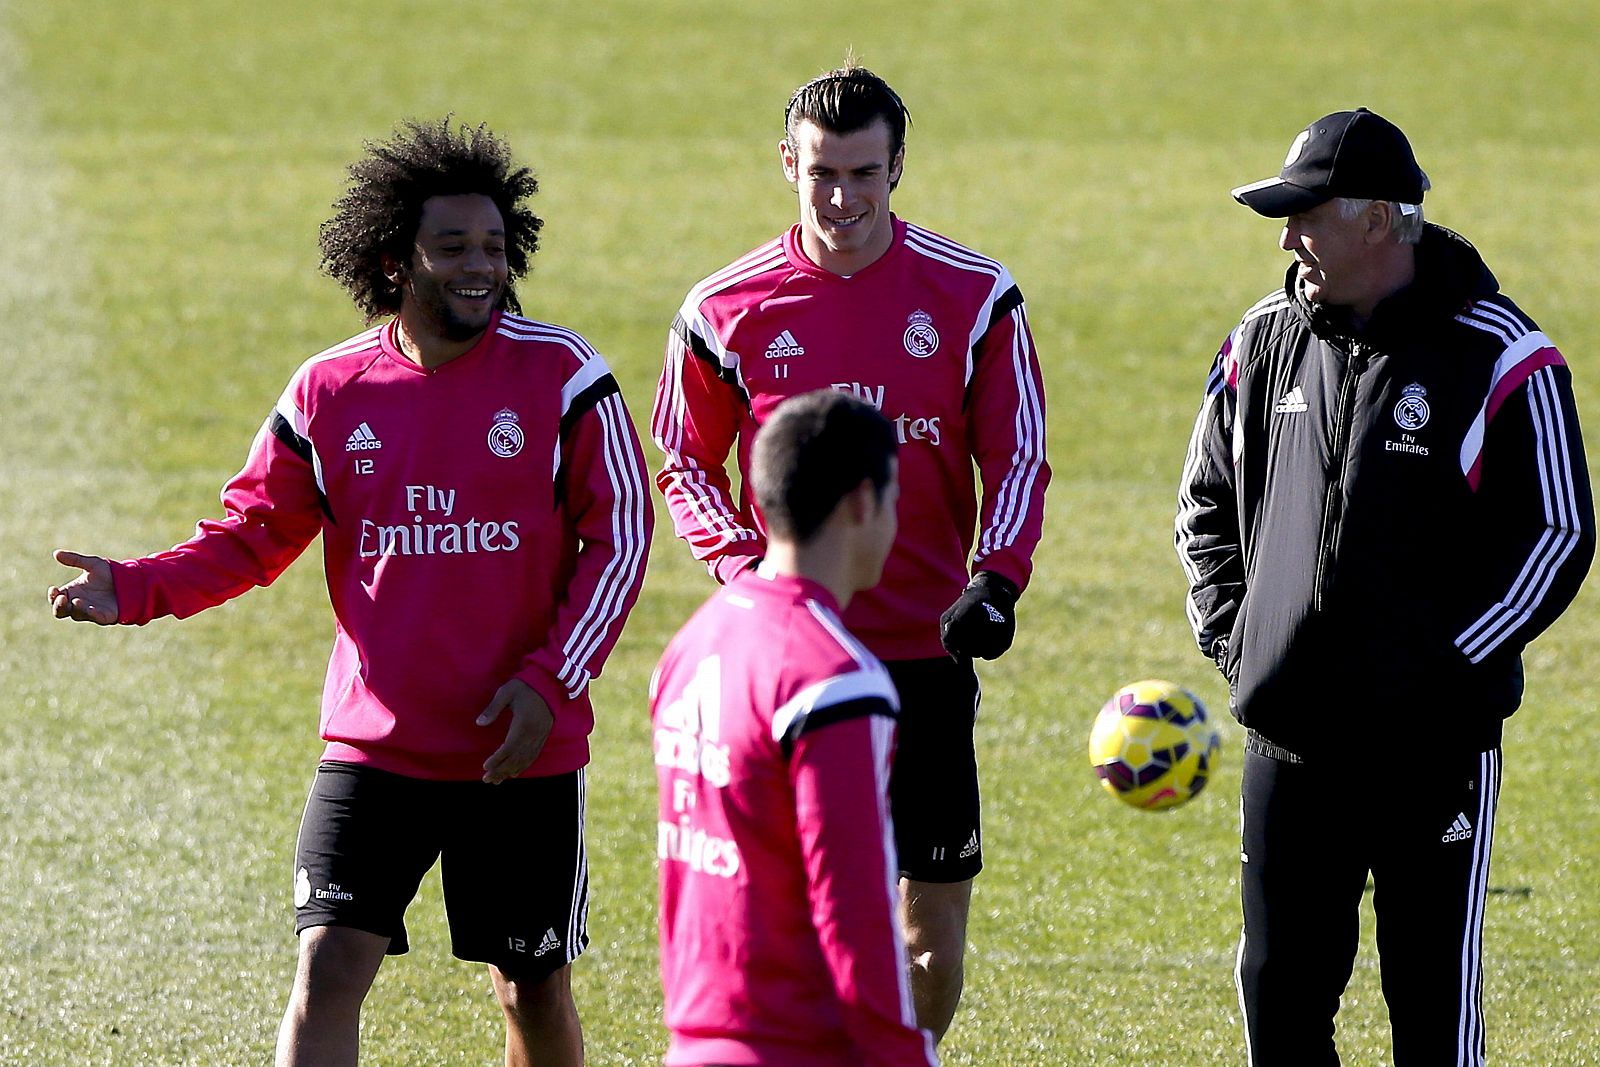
top-left (903, 309), bottom-right (939, 359)
top-left (1393, 383), bottom-right (1430, 431)
top-left (488, 408), bottom-right (525, 458)
top-left (1283, 129), bottom-right (1311, 168)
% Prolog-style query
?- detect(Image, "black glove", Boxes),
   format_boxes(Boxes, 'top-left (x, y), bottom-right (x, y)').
top-left (939, 571), bottom-right (1019, 660)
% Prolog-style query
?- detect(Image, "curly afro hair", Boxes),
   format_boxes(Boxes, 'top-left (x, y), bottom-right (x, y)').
top-left (320, 117), bottom-right (543, 320)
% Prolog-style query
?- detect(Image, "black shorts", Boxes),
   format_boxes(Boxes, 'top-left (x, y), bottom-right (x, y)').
top-left (292, 762), bottom-right (588, 982)
top-left (885, 657), bottom-right (983, 883)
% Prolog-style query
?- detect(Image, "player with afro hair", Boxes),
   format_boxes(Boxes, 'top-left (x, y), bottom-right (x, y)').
top-left (50, 115), bottom-right (655, 1066)
top-left (319, 117), bottom-right (543, 320)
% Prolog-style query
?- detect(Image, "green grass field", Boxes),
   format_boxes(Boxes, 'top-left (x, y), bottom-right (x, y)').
top-left (4, 1), bottom-right (1598, 1063)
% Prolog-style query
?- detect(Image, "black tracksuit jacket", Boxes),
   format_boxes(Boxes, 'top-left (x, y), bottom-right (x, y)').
top-left (1177, 224), bottom-right (1594, 759)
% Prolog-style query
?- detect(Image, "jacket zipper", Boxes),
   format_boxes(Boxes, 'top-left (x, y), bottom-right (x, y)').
top-left (1313, 344), bottom-right (1367, 609)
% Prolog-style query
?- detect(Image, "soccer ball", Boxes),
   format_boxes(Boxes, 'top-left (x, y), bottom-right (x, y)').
top-left (1088, 680), bottom-right (1220, 811)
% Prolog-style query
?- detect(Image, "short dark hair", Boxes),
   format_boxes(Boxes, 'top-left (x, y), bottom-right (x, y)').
top-left (320, 117), bottom-right (543, 320)
top-left (784, 64), bottom-right (911, 172)
top-left (752, 390), bottom-right (898, 544)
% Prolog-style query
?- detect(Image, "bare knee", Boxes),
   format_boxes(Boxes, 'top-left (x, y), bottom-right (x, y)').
top-left (899, 879), bottom-right (972, 1040)
top-left (907, 936), bottom-right (965, 1006)
top-left (901, 879), bottom-right (971, 956)
top-left (289, 925), bottom-right (388, 1014)
top-left (492, 963), bottom-right (584, 1066)
top-left (492, 963), bottom-right (575, 1028)
top-left (276, 926), bottom-right (388, 1067)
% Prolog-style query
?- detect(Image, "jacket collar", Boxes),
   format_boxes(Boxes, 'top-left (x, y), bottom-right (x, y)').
top-left (1287, 223), bottom-right (1500, 345)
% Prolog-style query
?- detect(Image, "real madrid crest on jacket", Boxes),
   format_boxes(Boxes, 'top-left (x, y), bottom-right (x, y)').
top-left (1178, 224), bottom-right (1594, 757)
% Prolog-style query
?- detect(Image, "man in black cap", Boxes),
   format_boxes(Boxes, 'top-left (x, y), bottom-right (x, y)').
top-left (1176, 108), bottom-right (1593, 1064)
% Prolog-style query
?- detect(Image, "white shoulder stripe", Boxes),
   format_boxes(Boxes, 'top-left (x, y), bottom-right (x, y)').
top-left (560, 356), bottom-right (615, 416)
top-left (1456, 314), bottom-right (1513, 346)
top-left (497, 311), bottom-right (540, 332)
top-left (284, 327), bottom-right (384, 395)
top-left (964, 268), bottom-right (1021, 364)
top-left (675, 250), bottom-right (782, 384)
top-left (1459, 299), bottom-right (1531, 340)
top-left (496, 321), bottom-right (605, 369)
top-left (698, 238), bottom-right (786, 287)
top-left (307, 324), bottom-right (386, 363)
top-left (677, 306), bottom-right (742, 375)
top-left (683, 245), bottom-right (787, 311)
top-left (804, 599), bottom-right (884, 675)
top-left (1240, 295), bottom-right (1290, 326)
top-left (769, 666), bottom-right (898, 744)
top-left (273, 331), bottom-right (385, 501)
top-left (903, 224), bottom-right (1004, 272)
top-left (1455, 299), bottom-right (1537, 348)
top-left (275, 327), bottom-right (385, 434)
top-left (273, 391), bottom-right (308, 441)
top-left (499, 316), bottom-right (599, 356)
top-left (904, 231), bottom-right (1007, 284)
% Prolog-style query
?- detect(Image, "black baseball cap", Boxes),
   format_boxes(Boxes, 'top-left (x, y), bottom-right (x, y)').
top-left (1232, 108), bottom-right (1429, 217)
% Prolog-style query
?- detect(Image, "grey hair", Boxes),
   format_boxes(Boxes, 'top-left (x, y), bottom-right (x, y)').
top-left (1338, 197), bottom-right (1426, 245)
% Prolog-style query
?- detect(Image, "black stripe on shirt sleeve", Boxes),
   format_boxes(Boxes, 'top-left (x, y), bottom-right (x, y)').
top-left (780, 696), bottom-right (897, 759)
top-left (269, 409), bottom-right (313, 465)
top-left (672, 312), bottom-right (744, 390)
top-left (986, 284), bottom-right (1025, 333)
top-left (268, 409), bottom-right (335, 524)
top-left (965, 285), bottom-right (1026, 408)
top-left (559, 374), bottom-right (620, 440)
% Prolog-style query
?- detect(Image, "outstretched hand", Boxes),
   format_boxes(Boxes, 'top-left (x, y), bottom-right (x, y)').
top-left (477, 679), bottom-right (555, 784)
top-left (47, 549), bottom-right (119, 625)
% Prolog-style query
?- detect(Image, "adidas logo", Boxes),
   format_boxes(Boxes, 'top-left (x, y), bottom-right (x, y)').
top-left (533, 928), bottom-right (561, 957)
top-left (345, 422), bottom-right (383, 452)
top-left (764, 330), bottom-right (805, 360)
top-left (958, 831), bottom-right (980, 860)
top-left (1273, 386), bottom-right (1308, 414)
top-left (1441, 812), bottom-right (1474, 843)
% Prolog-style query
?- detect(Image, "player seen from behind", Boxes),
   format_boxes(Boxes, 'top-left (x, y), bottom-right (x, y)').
top-left (652, 389), bottom-right (939, 1067)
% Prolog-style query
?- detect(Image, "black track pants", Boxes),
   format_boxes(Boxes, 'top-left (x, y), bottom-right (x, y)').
top-left (1237, 742), bottom-right (1502, 1067)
